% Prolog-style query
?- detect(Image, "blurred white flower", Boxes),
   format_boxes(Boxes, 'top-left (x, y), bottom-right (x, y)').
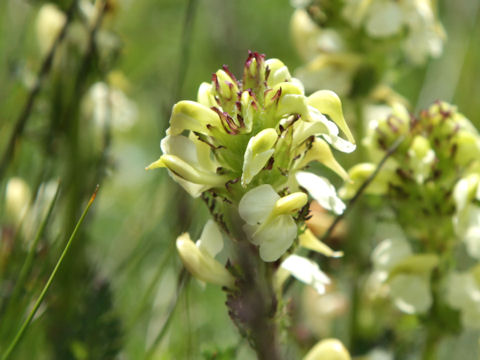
top-left (304, 338), bottom-right (351, 360)
top-left (453, 174), bottom-right (480, 259)
top-left (85, 82), bottom-right (137, 131)
top-left (371, 237), bottom-right (438, 314)
top-left (5, 177), bottom-right (31, 225)
top-left (280, 254), bottom-right (330, 294)
top-left (342, 0), bottom-right (444, 63)
top-left (36, 3), bottom-right (66, 55)
top-left (365, 1), bottom-right (404, 38)
top-left (364, 348), bottom-right (394, 360)
top-left (445, 268), bottom-right (480, 329)
top-left (296, 171), bottom-right (346, 215)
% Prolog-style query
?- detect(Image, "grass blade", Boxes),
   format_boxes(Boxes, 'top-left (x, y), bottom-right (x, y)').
top-left (1, 185), bottom-right (99, 360)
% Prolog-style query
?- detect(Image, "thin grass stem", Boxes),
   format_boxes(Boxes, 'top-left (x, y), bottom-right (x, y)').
top-left (0, 0), bottom-right (78, 180)
top-left (0, 185), bottom-right (99, 360)
top-left (144, 268), bottom-right (189, 359)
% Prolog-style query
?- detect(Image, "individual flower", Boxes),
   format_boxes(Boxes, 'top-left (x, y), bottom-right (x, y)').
top-left (238, 184), bottom-right (307, 262)
top-left (304, 338), bottom-right (351, 360)
top-left (371, 237), bottom-right (438, 314)
top-left (280, 254), bottom-right (331, 294)
top-left (444, 265), bottom-right (480, 329)
top-left (176, 220), bottom-right (234, 288)
top-left (84, 78), bottom-right (137, 131)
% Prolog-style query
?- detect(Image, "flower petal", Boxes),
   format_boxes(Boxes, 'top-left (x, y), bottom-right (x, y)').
top-left (256, 215), bottom-right (298, 262)
top-left (161, 135), bottom-right (198, 166)
top-left (304, 338), bottom-right (351, 360)
top-left (365, 2), bottom-right (403, 38)
top-left (307, 90), bottom-right (355, 144)
top-left (389, 274), bottom-right (432, 314)
top-left (239, 184), bottom-right (279, 225)
top-left (281, 254), bottom-right (330, 294)
top-left (371, 238), bottom-right (411, 272)
top-left (241, 129), bottom-right (277, 186)
top-left (197, 82), bottom-right (216, 108)
top-left (176, 233), bottom-right (234, 288)
top-left (299, 229), bottom-right (343, 257)
top-left (167, 101), bottom-right (221, 136)
top-left (264, 58), bottom-right (292, 87)
top-left (196, 220), bottom-right (223, 258)
top-left (295, 171), bottom-right (346, 215)
top-left (296, 138), bottom-right (349, 180)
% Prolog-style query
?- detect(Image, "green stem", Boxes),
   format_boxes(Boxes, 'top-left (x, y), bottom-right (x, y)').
top-left (1, 185), bottom-right (99, 360)
top-left (422, 327), bottom-right (439, 360)
top-left (9, 182), bottom-right (61, 306)
top-left (0, 183), bottom-right (61, 343)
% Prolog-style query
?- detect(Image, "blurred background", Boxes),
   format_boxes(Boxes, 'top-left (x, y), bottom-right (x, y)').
top-left (0, 0), bottom-right (479, 359)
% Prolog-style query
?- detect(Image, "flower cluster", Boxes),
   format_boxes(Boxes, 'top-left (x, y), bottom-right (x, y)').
top-left (148, 52), bottom-right (354, 287)
top-left (343, 101), bottom-right (480, 243)
top-left (290, 0), bottom-right (444, 95)
top-left (342, 101), bottom-right (480, 317)
top-left (445, 264), bottom-right (480, 329)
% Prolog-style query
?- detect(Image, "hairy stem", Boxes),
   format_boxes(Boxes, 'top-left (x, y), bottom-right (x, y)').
top-left (227, 241), bottom-right (283, 360)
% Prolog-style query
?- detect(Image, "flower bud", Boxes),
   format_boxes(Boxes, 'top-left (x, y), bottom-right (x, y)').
top-left (453, 174), bottom-right (480, 212)
top-left (304, 338), bottom-right (351, 360)
top-left (243, 51), bottom-right (265, 89)
top-left (213, 69), bottom-right (239, 103)
top-left (409, 136), bottom-right (431, 159)
top-left (167, 101), bottom-right (221, 136)
top-left (176, 233), bottom-right (234, 288)
top-left (152, 154), bottom-right (226, 187)
top-left (297, 138), bottom-right (349, 180)
top-left (251, 128), bottom-right (278, 154)
top-left (299, 229), bottom-right (343, 257)
top-left (265, 58), bottom-right (292, 87)
top-left (307, 90), bottom-right (355, 144)
top-left (197, 82), bottom-right (216, 108)
top-left (339, 163), bottom-right (391, 198)
top-left (241, 128), bottom-right (277, 186)
top-left (269, 83), bottom-right (309, 120)
top-left (408, 136), bottom-right (435, 184)
top-left (274, 192), bottom-right (308, 215)
top-left (454, 131), bottom-right (480, 166)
